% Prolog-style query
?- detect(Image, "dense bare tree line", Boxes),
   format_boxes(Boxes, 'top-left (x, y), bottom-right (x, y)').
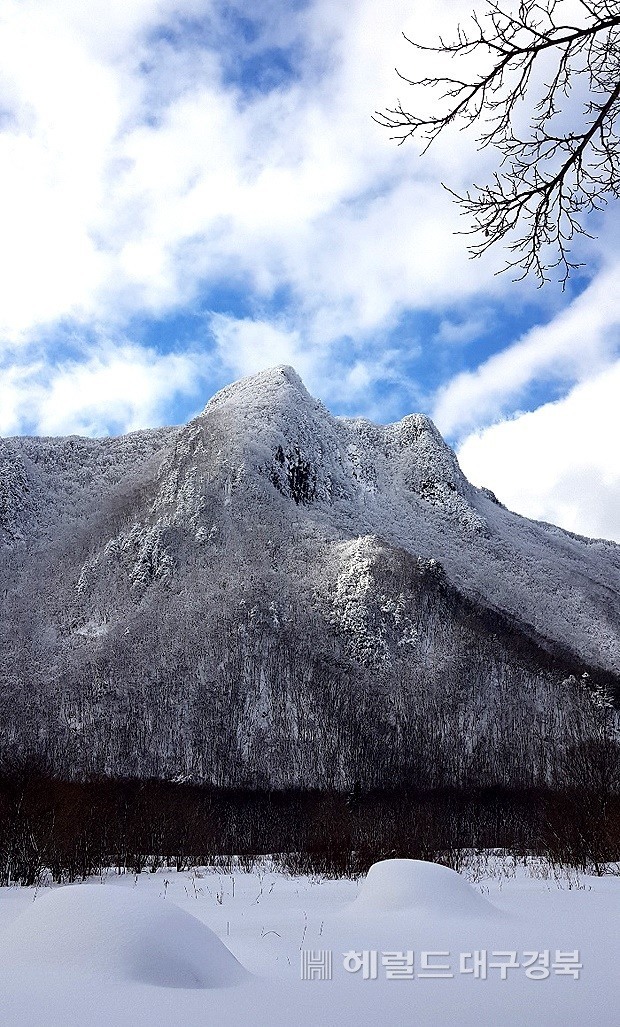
top-left (1, 769), bottom-right (618, 887)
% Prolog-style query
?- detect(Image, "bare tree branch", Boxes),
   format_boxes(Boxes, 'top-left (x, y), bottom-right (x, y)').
top-left (375, 0), bottom-right (620, 284)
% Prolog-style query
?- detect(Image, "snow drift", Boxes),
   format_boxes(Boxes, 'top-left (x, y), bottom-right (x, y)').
top-left (0, 884), bottom-right (249, 989)
top-left (349, 859), bottom-right (501, 920)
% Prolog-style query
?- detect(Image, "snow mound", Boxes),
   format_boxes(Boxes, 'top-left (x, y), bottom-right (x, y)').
top-left (351, 859), bottom-right (499, 919)
top-left (0, 884), bottom-right (249, 989)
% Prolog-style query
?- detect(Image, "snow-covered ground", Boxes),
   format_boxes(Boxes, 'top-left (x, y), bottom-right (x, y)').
top-left (0, 856), bottom-right (617, 1026)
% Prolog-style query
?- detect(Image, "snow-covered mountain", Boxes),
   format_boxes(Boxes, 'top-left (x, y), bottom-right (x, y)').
top-left (1, 366), bottom-right (618, 788)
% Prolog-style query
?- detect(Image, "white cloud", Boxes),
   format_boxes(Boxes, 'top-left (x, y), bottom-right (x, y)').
top-left (432, 265), bottom-right (620, 437)
top-left (434, 314), bottom-right (491, 347)
top-left (0, 342), bottom-right (207, 436)
top-left (209, 314), bottom-right (318, 386)
top-left (0, 0), bottom-right (220, 338)
top-left (457, 360), bottom-right (620, 543)
top-left (0, 0), bottom-right (520, 350)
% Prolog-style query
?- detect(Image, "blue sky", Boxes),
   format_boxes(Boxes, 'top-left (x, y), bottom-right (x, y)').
top-left (1, 0), bottom-right (620, 539)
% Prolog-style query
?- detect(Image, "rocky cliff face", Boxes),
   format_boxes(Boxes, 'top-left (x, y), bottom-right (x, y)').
top-left (1, 365), bottom-right (618, 788)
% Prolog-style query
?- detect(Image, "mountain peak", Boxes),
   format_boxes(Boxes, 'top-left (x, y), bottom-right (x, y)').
top-left (204, 365), bottom-right (313, 416)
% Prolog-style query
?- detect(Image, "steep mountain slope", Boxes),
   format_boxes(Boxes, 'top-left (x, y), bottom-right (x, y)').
top-left (0, 366), bottom-right (618, 788)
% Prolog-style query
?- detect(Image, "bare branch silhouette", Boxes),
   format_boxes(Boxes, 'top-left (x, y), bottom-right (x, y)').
top-left (375, 0), bottom-right (620, 284)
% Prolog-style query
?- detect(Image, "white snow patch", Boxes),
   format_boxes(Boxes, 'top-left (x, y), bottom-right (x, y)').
top-left (0, 884), bottom-right (249, 990)
top-left (349, 858), bottom-right (501, 920)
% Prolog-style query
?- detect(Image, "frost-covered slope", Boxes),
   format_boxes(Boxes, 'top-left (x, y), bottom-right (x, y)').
top-left (0, 427), bottom-right (175, 544)
top-left (178, 365), bottom-right (620, 673)
top-left (0, 365), bottom-right (618, 786)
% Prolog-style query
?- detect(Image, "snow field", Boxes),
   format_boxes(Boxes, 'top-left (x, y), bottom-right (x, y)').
top-left (0, 856), bottom-right (617, 1025)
